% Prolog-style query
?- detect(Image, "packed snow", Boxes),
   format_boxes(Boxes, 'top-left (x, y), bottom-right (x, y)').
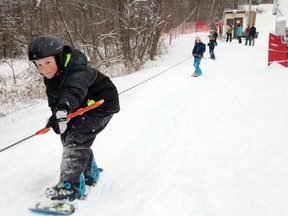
top-left (1, 4), bottom-right (288, 216)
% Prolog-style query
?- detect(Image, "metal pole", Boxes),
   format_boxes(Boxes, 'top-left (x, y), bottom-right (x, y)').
top-left (249, 0), bottom-right (252, 25)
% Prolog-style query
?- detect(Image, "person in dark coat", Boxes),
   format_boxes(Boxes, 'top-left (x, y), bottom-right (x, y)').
top-left (208, 35), bottom-right (216, 60)
top-left (212, 29), bottom-right (218, 45)
top-left (28, 35), bottom-right (120, 201)
top-left (249, 25), bottom-right (257, 46)
top-left (192, 37), bottom-right (206, 77)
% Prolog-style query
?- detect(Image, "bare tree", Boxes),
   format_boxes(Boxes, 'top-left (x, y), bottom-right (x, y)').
top-left (0, 0), bottom-right (241, 74)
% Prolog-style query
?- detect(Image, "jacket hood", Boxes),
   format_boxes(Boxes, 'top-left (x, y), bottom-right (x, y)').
top-left (63, 45), bottom-right (88, 68)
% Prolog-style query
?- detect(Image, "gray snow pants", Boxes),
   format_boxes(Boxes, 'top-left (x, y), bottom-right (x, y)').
top-left (59, 113), bottom-right (113, 182)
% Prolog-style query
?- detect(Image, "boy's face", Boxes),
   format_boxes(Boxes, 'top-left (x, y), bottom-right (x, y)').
top-left (34, 56), bottom-right (58, 79)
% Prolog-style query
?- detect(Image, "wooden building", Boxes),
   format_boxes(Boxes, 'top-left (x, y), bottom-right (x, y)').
top-left (222, 9), bottom-right (256, 38)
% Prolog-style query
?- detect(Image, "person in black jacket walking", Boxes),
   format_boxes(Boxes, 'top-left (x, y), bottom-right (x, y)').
top-left (249, 25), bottom-right (256, 46)
top-left (28, 35), bottom-right (120, 201)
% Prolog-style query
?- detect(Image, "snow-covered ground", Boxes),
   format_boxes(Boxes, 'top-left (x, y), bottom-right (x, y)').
top-left (1, 4), bottom-right (288, 216)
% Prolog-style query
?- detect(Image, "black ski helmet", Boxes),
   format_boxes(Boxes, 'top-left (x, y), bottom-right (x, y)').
top-left (28, 35), bottom-right (65, 70)
top-left (28, 35), bottom-right (63, 60)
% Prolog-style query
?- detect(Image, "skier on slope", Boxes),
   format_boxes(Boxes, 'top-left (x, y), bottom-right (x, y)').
top-left (192, 36), bottom-right (206, 77)
top-left (207, 35), bottom-right (217, 60)
top-left (28, 35), bottom-right (120, 201)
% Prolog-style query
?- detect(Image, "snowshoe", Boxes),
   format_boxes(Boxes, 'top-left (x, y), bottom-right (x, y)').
top-left (30, 201), bottom-right (75, 215)
top-left (46, 174), bottom-right (86, 201)
top-left (84, 158), bottom-right (100, 186)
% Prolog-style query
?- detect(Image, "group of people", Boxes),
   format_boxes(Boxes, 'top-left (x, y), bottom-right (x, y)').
top-left (192, 23), bottom-right (257, 77)
top-left (226, 24), bottom-right (257, 46)
top-left (25, 23), bottom-right (258, 200)
top-left (191, 30), bottom-right (217, 77)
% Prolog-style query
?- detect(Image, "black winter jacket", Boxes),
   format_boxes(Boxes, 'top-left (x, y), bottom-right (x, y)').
top-left (192, 42), bottom-right (206, 58)
top-left (208, 40), bottom-right (216, 50)
top-left (44, 46), bottom-right (120, 115)
top-left (249, 26), bottom-right (256, 37)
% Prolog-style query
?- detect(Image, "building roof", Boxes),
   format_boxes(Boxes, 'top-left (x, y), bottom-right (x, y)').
top-left (224, 9), bottom-right (246, 14)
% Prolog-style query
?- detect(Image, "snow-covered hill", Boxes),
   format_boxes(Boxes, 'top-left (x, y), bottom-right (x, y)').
top-left (1, 4), bottom-right (288, 216)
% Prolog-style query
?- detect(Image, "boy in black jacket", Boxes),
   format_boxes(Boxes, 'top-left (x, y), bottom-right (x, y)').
top-left (28, 35), bottom-right (120, 201)
top-left (208, 35), bottom-right (216, 60)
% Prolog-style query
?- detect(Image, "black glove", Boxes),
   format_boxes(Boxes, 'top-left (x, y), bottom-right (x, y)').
top-left (46, 110), bottom-right (69, 134)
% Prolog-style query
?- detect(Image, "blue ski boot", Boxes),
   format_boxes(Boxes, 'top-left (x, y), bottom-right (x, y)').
top-left (46, 173), bottom-right (86, 201)
top-left (84, 158), bottom-right (100, 186)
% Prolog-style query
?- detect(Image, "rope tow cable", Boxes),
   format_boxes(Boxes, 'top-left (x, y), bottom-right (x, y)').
top-left (118, 56), bottom-right (192, 95)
